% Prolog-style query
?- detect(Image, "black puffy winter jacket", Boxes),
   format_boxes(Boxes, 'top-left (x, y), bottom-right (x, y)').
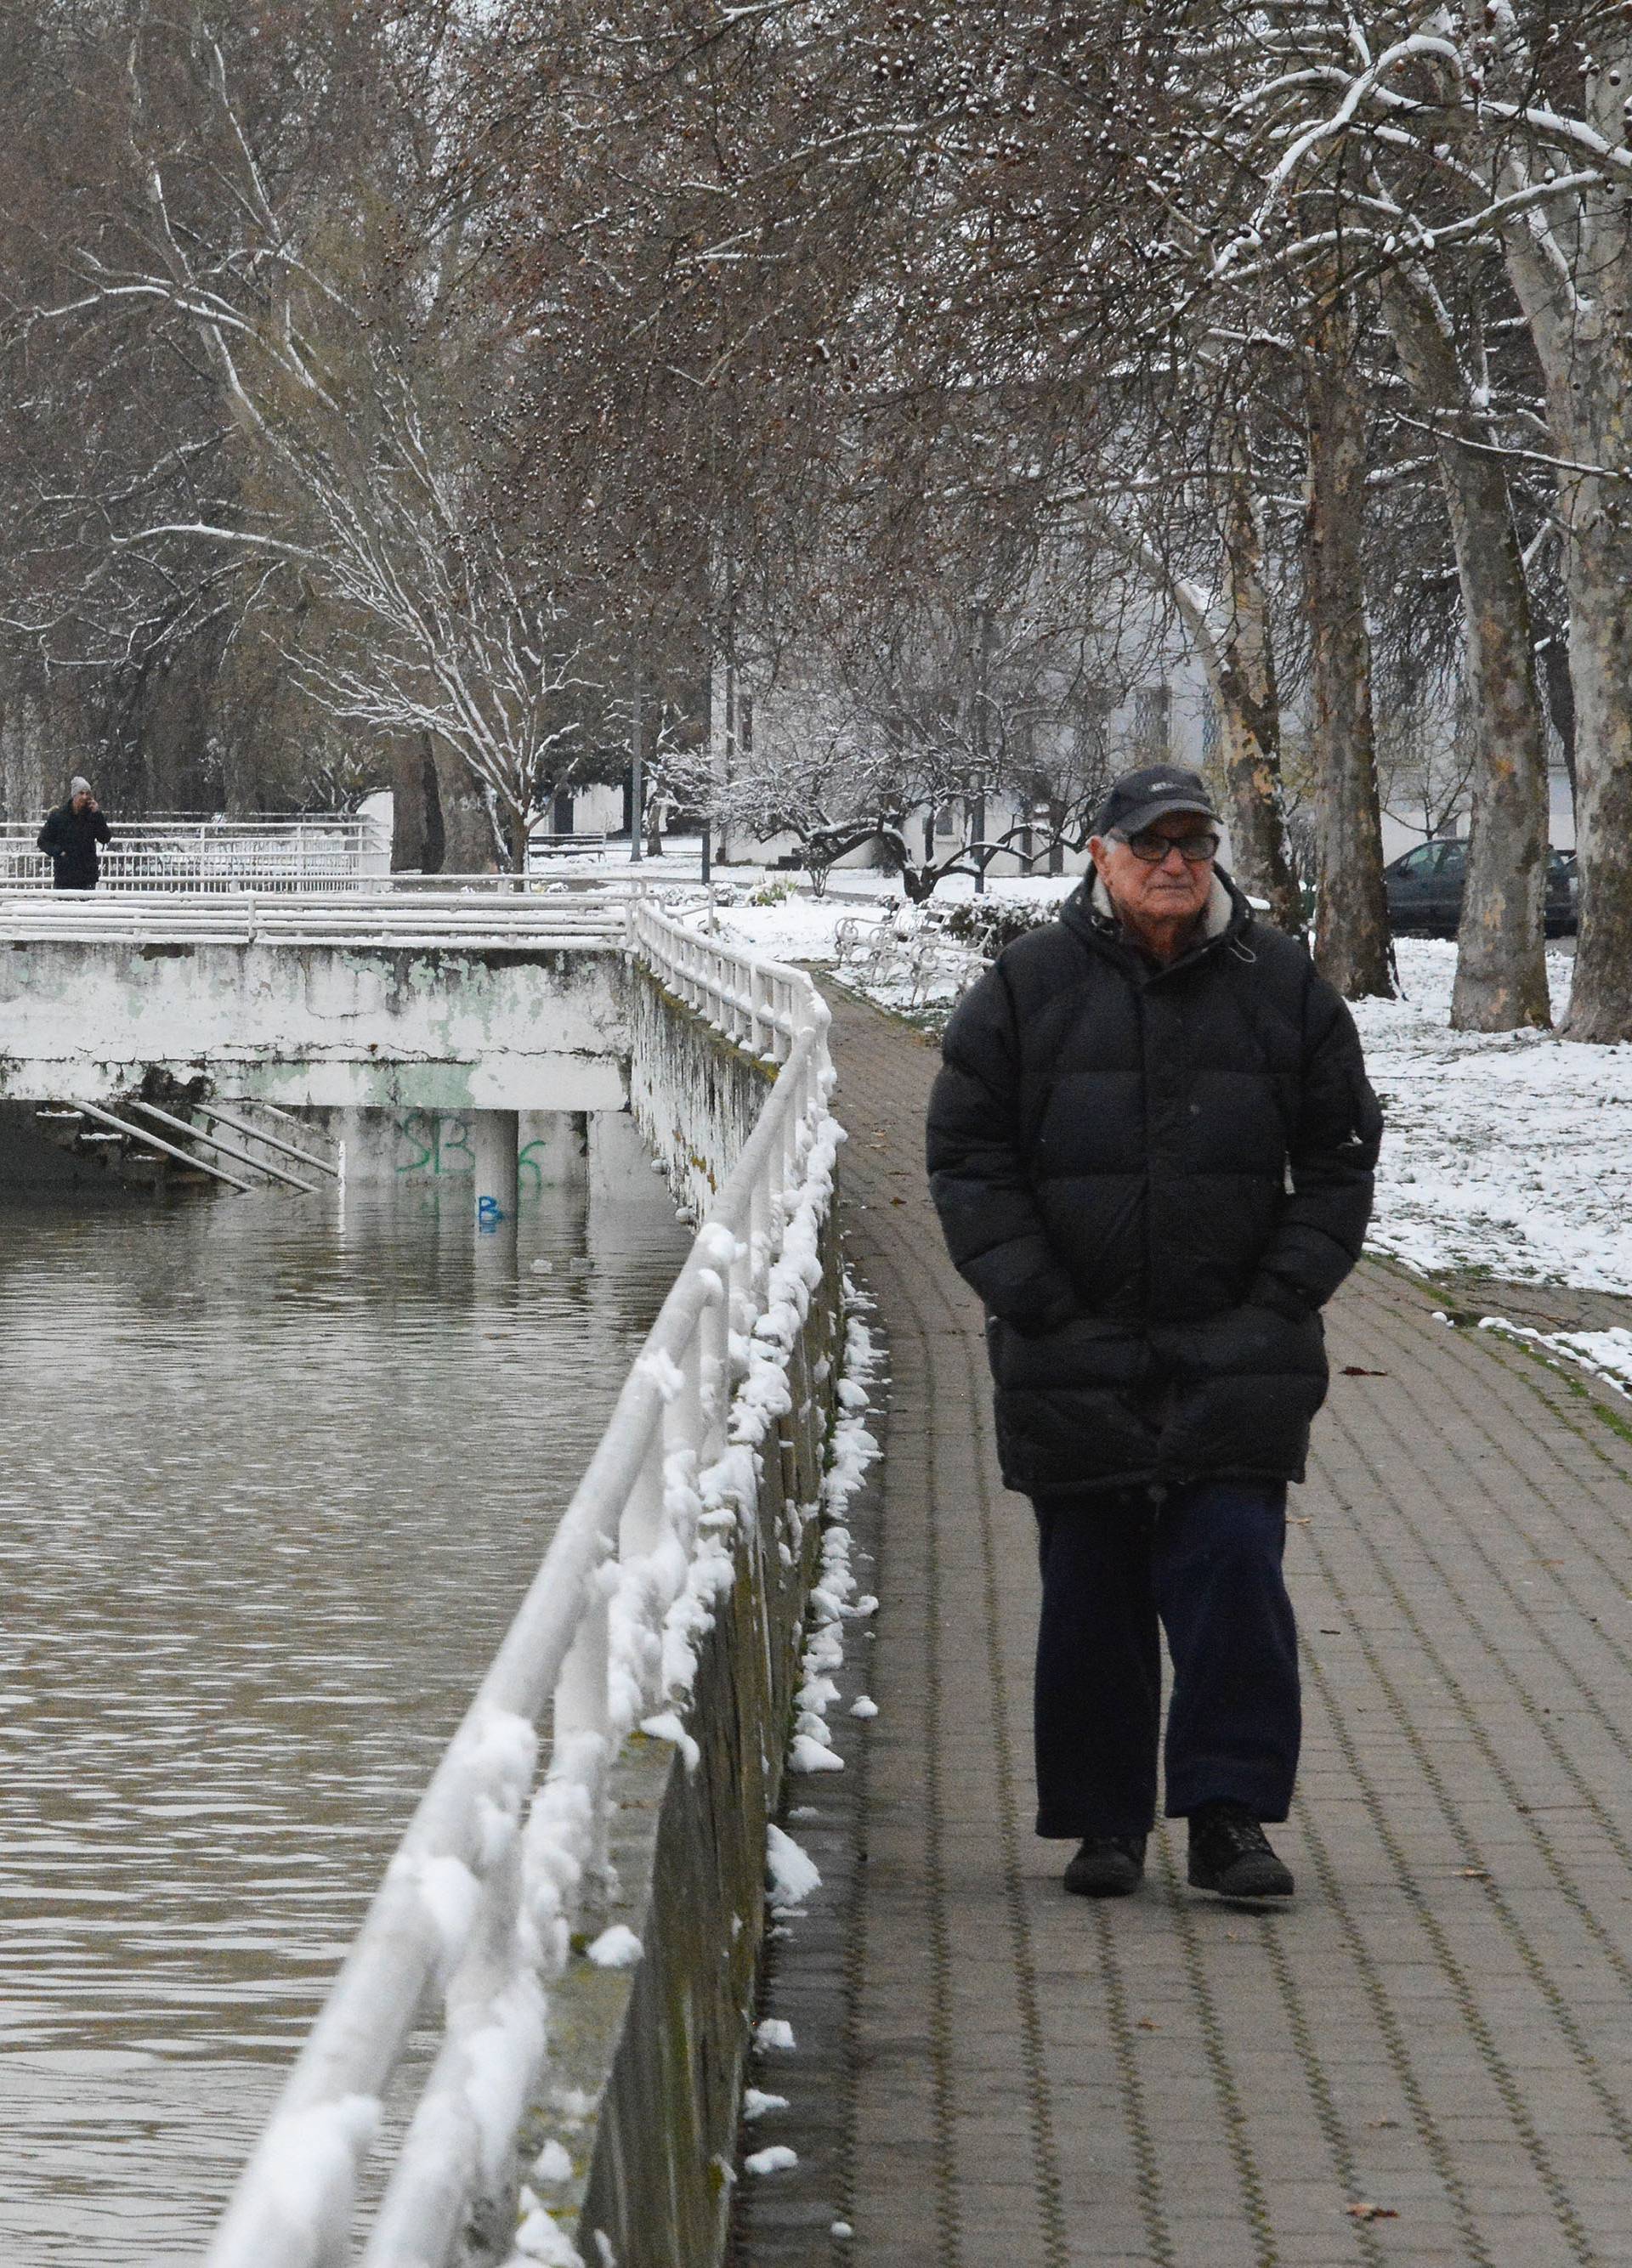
top-left (37, 801), bottom-right (110, 890)
top-left (926, 872), bottom-right (1383, 1498)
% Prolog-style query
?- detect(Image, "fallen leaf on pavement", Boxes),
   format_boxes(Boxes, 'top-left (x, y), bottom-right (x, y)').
top-left (1347, 2203), bottom-right (1399, 2222)
top-left (1340, 1366), bottom-right (1389, 1377)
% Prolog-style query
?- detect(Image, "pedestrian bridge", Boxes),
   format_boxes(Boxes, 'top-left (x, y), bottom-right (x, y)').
top-left (0, 888), bottom-right (637, 1111)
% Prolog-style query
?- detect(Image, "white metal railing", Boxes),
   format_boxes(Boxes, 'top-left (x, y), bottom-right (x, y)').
top-left (204, 908), bottom-right (837, 2268)
top-left (2, 814), bottom-right (388, 891)
top-left (631, 895), bottom-right (808, 1059)
top-left (0, 887), bottom-right (631, 950)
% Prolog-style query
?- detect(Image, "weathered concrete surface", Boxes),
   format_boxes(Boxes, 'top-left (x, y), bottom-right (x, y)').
top-left (301, 1106), bottom-right (594, 1186)
top-left (0, 939), bottom-right (628, 1111)
top-left (734, 984), bottom-right (1632, 2268)
top-left (629, 964), bottom-right (781, 1219)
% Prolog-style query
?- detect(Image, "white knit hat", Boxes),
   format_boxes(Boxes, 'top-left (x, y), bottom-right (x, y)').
top-left (70, 775), bottom-right (91, 796)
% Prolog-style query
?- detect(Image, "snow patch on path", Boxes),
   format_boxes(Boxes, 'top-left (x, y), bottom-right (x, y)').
top-left (1475, 1316), bottom-right (1632, 1397)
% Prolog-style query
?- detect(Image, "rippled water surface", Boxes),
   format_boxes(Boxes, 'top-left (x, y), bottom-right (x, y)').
top-left (0, 1173), bottom-right (689, 2262)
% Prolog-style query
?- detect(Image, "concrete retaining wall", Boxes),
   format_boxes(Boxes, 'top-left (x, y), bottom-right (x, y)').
top-left (626, 964), bottom-right (779, 1223)
top-left (0, 939), bottom-right (629, 1111)
top-left (509, 983), bottom-right (844, 2268)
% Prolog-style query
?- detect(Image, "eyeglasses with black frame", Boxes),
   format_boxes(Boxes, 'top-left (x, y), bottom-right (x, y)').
top-left (1116, 827), bottom-right (1221, 865)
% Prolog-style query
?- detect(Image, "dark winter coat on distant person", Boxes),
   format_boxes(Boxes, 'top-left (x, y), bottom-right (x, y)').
top-left (926, 871), bottom-right (1384, 1499)
top-left (37, 801), bottom-right (111, 890)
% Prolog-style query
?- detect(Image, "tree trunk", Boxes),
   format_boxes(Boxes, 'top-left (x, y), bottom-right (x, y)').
top-left (428, 738), bottom-right (492, 873)
top-left (0, 689), bottom-right (47, 824)
top-left (1561, 488), bottom-right (1632, 1039)
top-left (387, 733), bottom-right (438, 871)
top-left (1304, 324), bottom-right (1393, 998)
top-left (1376, 265), bottom-right (1550, 1031)
top-left (1489, 37), bottom-right (1632, 1039)
top-left (1508, 354), bottom-right (1632, 1038)
top-left (1214, 452), bottom-right (1302, 933)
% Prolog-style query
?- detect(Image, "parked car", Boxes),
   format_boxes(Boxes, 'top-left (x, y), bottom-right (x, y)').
top-left (1383, 838), bottom-right (1578, 936)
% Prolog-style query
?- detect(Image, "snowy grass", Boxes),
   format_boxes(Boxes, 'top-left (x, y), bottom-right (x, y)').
top-left (703, 886), bottom-right (1632, 1305)
top-left (1353, 941), bottom-right (1632, 1297)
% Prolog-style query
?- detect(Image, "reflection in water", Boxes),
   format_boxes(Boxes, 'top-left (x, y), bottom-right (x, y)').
top-left (0, 1174), bottom-right (688, 2263)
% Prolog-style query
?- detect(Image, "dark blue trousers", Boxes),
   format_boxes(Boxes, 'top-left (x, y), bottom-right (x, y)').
top-left (1033, 1479), bottom-right (1300, 1839)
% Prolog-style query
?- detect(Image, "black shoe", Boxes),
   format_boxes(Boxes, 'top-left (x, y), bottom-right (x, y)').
top-left (1063, 1834), bottom-right (1147, 1898)
top-left (1187, 1803), bottom-right (1294, 1898)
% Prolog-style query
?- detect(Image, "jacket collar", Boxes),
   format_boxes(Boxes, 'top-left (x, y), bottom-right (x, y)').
top-left (1061, 867), bottom-right (1254, 974)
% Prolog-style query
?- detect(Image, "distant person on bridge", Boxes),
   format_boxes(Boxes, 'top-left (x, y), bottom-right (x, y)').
top-left (37, 776), bottom-right (111, 891)
top-left (927, 765), bottom-right (1382, 1903)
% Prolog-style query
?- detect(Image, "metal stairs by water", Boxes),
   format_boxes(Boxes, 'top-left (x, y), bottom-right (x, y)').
top-left (31, 1095), bottom-right (340, 1195)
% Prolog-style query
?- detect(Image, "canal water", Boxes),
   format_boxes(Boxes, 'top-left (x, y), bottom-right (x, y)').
top-left (0, 1168), bottom-right (690, 2262)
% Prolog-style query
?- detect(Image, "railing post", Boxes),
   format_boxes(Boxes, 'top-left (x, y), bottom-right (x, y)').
top-left (552, 1573), bottom-right (613, 1892)
top-left (702, 1270), bottom-right (732, 1462)
top-left (620, 1422), bottom-right (666, 1565)
top-left (618, 1419), bottom-right (669, 1719)
top-left (667, 1326), bottom-right (705, 1483)
top-left (782, 1084), bottom-right (802, 1208)
top-left (749, 1170), bottom-right (772, 1305)
top-left (728, 1225), bottom-right (755, 1369)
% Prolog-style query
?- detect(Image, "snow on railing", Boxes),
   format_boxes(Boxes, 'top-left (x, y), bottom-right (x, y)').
top-left (204, 913), bottom-right (837, 2268)
top-left (0, 814), bottom-right (387, 891)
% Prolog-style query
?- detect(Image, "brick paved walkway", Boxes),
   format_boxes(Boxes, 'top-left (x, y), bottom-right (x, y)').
top-left (734, 985), bottom-right (1632, 2268)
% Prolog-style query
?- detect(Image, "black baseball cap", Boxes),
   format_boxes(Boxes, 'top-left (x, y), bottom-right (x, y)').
top-left (1090, 764), bottom-right (1221, 840)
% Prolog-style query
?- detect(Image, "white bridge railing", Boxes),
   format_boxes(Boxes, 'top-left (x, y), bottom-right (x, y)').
top-left (0, 886), bottom-right (631, 950)
top-left (205, 902), bottom-right (836, 2268)
top-left (3, 814), bottom-right (388, 891)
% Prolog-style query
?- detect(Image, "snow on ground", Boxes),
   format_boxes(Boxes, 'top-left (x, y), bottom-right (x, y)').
top-left (1475, 1318), bottom-right (1632, 1398)
top-left (1352, 941), bottom-right (1632, 1296)
top-left (706, 891), bottom-right (856, 965)
top-left (639, 866), bottom-right (1632, 1302)
top-left (706, 873), bottom-right (1075, 977)
top-left (703, 880), bottom-right (1632, 1304)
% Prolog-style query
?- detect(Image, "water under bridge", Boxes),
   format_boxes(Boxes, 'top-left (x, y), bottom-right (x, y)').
top-left (8, 886), bottom-right (1632, 2268)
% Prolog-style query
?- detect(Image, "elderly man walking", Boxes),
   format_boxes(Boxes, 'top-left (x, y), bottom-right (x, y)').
top-left (37, 776), bottom-right (111, 891)
top-left (927, 766), bottom-right (1382, 1901)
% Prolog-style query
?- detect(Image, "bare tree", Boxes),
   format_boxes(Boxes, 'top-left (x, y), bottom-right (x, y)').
top-left (1374, 252), bottom-right (1550, 1028)
top-left (9, 16), bottom-right (617, 868)
top-left (1215, 0), bottom-right (1632, 1035)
